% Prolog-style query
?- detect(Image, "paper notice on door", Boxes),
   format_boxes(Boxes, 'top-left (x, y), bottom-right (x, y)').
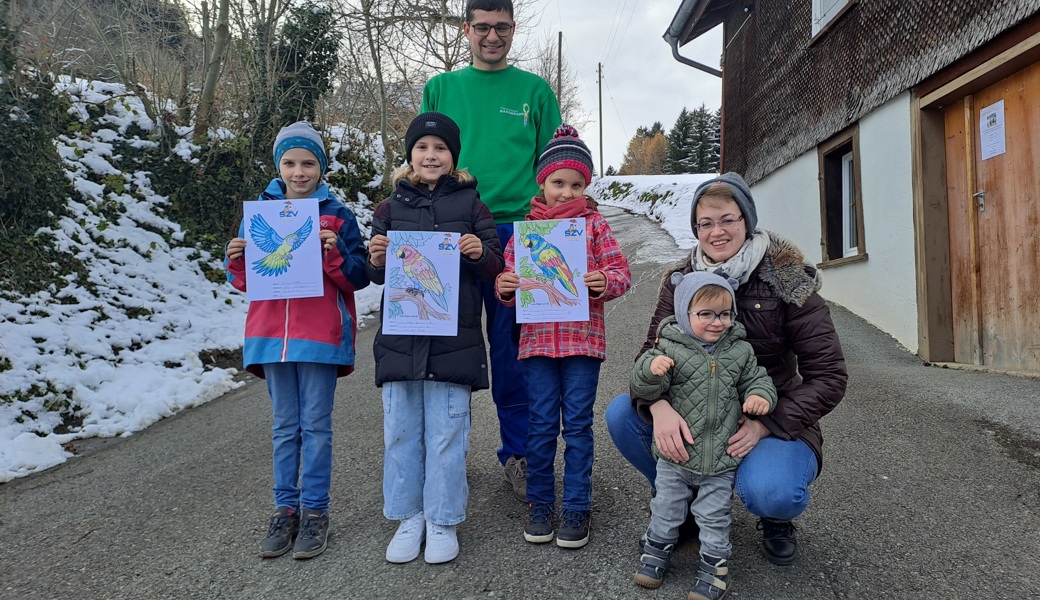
top-left (980, 100), bottom-right (1006, 160)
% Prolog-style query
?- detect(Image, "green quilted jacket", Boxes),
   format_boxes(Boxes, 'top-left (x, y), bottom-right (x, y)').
top-left (631, 316), bottom-right (777, 476)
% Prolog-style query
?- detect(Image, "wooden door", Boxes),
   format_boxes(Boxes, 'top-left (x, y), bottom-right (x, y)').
top-left (944, 59), bottom-right (1040, 372)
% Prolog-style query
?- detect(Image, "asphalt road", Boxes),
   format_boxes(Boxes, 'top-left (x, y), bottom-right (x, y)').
top-left (4, 206), bottom-right (1040, 600)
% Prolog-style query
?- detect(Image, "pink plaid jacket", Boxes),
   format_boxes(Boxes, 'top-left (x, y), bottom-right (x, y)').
top-left (497, 201), bottom-right (632, 360)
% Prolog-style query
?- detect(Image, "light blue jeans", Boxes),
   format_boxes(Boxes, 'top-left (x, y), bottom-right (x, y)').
top-left (382, 380), bottom-right (472, 526)
top-left (604, 393), bottom-right (818, 521)
top-left (264, 361), bottom-right (337, 511)
top-left (650, 461), bottom-right (735, 559)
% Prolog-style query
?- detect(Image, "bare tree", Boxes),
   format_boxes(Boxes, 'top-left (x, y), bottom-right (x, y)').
top-left (194, 0), bottom-right (230, 142)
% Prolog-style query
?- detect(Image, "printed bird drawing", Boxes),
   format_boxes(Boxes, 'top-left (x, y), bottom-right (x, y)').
top-left (522, 233), bottom-right (578, 297)
top-left (397, 244), bottom-right (448, 310)
top-left (249, 214), bottom-right (314, 277)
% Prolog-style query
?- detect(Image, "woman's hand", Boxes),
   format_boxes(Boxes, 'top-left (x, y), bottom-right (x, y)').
top-left (650, 400), bottom-right (694, 463)
top-left (368, 234), bottom-right (390, 267)
top-left (458, 233), bottom-right (483, 260)
top-left (726, 416), bottom-right (769, 458)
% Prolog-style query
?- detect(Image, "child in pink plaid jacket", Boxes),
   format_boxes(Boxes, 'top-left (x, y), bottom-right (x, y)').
top-left (495, 125), bottom-right (632, 549)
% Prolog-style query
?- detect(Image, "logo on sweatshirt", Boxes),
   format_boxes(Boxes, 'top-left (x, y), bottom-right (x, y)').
top-left (499, 102), bottom-right (532, 127)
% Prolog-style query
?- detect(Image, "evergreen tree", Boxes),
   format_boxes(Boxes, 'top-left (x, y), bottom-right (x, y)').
top-left (277, 3), bottom-right (341, 123)
top-left (706, 107), bottom-right (721, 172)
top-left (666, 107), bottom-right (696, 174)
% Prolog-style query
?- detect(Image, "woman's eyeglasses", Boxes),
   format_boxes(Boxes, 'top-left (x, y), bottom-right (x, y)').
top-left (469, 22), bottom-right (514, 37)
top-left (694, 215), bottom-right (744, 233)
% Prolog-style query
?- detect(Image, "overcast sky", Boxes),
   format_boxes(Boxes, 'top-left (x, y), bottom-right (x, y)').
top-left (516, 0), bottom-right (724, 173)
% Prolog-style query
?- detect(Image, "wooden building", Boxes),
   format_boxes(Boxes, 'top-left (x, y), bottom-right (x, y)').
top-left (667, 0), bottom-right (1040, 373)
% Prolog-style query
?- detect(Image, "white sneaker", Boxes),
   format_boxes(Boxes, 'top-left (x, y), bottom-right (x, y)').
top-left (386, 512), bottom-right (425, 563)
top-left (423, 522), bottom-right (459, 564)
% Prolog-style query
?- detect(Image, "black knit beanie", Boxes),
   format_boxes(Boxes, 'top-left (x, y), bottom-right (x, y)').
top-left (404, 112), bottom-right (461, 168)
top-left (690, 172), bottom-right (758, 233)
top-left (536, 124), bottom-right (594, 185)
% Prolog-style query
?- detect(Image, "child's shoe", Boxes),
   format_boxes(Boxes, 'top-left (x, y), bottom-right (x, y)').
top-left (385, 512), bottom-right (426, 563)
top-left (291, 507), bottom-right (329, 559)
top-left (524, 502), bottom-right (555, 543)
top-left (555, 508), bottom-right (590, 548)
top-left (686, 554), bottom-right (730, 600)
top-left (424, 522), bottom-right (459, 564)
top-left (634, 530), bottom-right (675, 589)
top-left (258, 506), bottom-right (299, 558)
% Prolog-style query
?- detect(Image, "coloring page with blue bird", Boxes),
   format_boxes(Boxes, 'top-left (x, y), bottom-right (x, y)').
top-left (382, 230), bottom-right (460, 337)
top-left (243, 199), bottom-right (323, 302)
top-left (513, 218), bottom-right (589, 324)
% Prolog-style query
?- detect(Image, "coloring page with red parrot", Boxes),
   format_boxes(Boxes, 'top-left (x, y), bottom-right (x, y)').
top-left (382, 231), bottom-right (461, 336)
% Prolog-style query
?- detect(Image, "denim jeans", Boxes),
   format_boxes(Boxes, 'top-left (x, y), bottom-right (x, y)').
top-left (264, 361), bottom-right (337, 511)
top-left (604, 393), bottom-right (818, 520)
top-left (522, 355), bottom-right (601, 512)
top-left (481, 222), bottom-right (528, 465)
top-left (382, 380), bottom-right (471, 526)
top-left (650, 460), bottom-right (735, 559)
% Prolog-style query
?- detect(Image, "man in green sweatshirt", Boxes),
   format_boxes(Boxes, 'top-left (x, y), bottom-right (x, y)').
top-left (420, 0), bottom-right (562, 502)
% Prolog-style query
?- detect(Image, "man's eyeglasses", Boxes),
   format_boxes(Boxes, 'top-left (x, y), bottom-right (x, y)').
top-left (694, 215), bottom-right (744, 233)
top-left (469, 22), bottom-right (514, 37)
top-left (688, 310), bottom-right (734, 325)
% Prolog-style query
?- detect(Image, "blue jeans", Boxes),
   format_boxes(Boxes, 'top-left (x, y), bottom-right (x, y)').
top-left (604, 393), bottom-right (818, 521)
top-left (382, 380), bottom-right (472, 526)
top-left (482, 222), bottom-right (529, 466)
top-left (522, 356), bottom-right (601, 512)
top-left (264, 362), bottom-right (337, 511)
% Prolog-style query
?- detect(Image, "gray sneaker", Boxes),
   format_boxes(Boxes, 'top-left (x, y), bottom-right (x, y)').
top-left (259, 506), bottom-right (299, 558)
top-left (504, 456), bottom-right (527, 501)
top-left (292, 507), bottom-right (329, 560)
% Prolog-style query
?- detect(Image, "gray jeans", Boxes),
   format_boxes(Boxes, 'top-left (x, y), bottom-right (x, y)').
top-left (648, 458), bottom-right (734, 559)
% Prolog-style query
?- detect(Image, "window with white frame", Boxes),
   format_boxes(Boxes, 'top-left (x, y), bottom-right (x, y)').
top-left (818, 126), bottom-right (866, 265)
top-left (812, 0), bottom-right (854, 36)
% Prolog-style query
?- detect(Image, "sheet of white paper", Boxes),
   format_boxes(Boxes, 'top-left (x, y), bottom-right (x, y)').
top-left (514, 218), bottom-right (590, 324)
top-left (980, 99), bottom-right (1006, 161)
top-left (243, 198), bottom-right (323, 301)
top-left (382, 231), bottom-right (461, 337)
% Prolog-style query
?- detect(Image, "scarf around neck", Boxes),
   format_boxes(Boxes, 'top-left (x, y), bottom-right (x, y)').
top-left (692, 229), bottom-right (770, 288)
top-left (527, 196), bottom-right (594, 220)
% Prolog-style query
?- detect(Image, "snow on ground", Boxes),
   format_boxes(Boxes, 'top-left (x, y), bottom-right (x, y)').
top-left (0, 78), bottom-right (718, 482)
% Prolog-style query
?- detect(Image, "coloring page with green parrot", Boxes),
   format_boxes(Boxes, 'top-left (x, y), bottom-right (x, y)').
top-left (513, 218), bottom-right (589, 324)
top-left (382, 230), bottom-right (460, 336)
top-left (243, 198), bottom-right (323, 301)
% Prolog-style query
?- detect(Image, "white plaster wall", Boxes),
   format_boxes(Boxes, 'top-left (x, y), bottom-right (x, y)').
top-left (750, 92), bottom-right (920, 353)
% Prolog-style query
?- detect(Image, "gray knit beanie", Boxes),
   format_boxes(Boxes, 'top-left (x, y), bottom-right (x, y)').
top-left (671, 271), bottom-right (737, 339)
top-left (690, 172), bottom-right (758, 234)
top-left (273, 121), bottom-right (328, 173)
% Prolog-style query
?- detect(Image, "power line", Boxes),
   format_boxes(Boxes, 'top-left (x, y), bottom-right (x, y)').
top-left (606, 0), bottom-right (638, 66)
top-left (599, 0), bottom-right (628, 64)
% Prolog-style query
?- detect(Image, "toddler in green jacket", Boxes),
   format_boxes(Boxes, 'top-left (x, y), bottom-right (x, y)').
top-left (630, 270), bottom-right (776, 600)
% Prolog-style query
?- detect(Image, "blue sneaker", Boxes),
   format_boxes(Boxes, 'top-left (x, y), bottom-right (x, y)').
top-left (556, 508), bottom-right (590, 548)
top-left (524, 502), bottom-right (555, 543)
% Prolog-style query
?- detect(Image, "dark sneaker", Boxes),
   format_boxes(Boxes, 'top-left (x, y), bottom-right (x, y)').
top-left (524, 502), bottom-right (555, 543)
top-left (634, 530), bottom-right (675, 589)
top-left (292, 507), bottom-right (329, 560)
top-left (687, 554), bottom-right (730, 600)
top-left (504, 456), bottom-right (527, 501)
top-left (259, 506), bottom-right (299, 558)
top-left (555, 509), bottom-right (590, 549)
top-left (757, 518), bottom-right (798, 565)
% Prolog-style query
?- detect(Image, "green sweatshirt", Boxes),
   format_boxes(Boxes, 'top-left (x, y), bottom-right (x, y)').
top-left (421, 65), bottom-right (562, 224)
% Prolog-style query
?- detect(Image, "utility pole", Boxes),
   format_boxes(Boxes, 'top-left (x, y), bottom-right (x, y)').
top-left (598, 62), bottom-right (603, 177)
top-left (556, 31), bottom-right (562, 98)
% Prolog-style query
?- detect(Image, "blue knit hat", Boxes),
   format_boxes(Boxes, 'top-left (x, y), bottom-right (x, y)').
top-left (273, 121), bottom-right (328, 174)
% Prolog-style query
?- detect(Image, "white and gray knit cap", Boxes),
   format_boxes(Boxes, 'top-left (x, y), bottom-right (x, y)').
top-left (273, 121), bottom-right (328, 173)
top-left (671, 271), bottom-right (737, 339)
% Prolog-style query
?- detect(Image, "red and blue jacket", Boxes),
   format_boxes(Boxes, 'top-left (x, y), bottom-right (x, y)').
top-left (225, 179), bottom-right (369, 378)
